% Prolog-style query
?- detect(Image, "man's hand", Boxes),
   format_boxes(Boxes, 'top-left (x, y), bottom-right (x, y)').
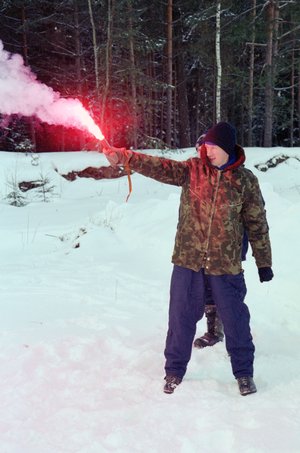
top-left (258, 267), bottom-right (274, 283)
top-left (60, 171), bottom-right (78, 181)
top-left (103, 146), bottom-right (132, 167)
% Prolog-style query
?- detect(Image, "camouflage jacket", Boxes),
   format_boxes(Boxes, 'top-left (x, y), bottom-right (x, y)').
top-left (128, 145), bottom-right (272, 275)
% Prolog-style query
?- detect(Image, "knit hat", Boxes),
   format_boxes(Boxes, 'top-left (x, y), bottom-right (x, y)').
top-left (203, 122), bottom-right (237, 157)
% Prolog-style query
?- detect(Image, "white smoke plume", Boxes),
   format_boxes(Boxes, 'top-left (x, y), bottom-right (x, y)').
top-left (0, 40), bottom-right (103, 139)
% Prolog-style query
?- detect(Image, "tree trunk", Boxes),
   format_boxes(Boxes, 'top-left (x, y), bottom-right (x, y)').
top-left (74, 0), bottom-right (84, 149)
top-left (101, 0), bottom-right (114, 141)
top-left (290, 41), bottom-right (295, 147)
top-left (175, 52), bottom-right (191, 147)
top-left (21, 5), bottom-right (28, 65)
top-left (87, 0), bottom-right (100, 93)
top-left (166, 0), bottom-right (173, 147)
top-left (298, 57), bottom-right (300, 145)
top-left (127, 0), bottom-right (138, 149)
top-left (148, 52), bottom-right (154, 140)
top-left (174, 8), bottom-right (190, 148)
top-left (215, 0), bottom-right (222, 123)
top-left (21, 5), bottom-right (36, 152)
top-left (74, 0), bottom-right (82, 93)
top-left (263, 0), bottom-right (278, 147)
top-left (247, 0), bottom-right (256, 146)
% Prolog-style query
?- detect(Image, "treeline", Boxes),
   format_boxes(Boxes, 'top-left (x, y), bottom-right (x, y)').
top-left (0, 0), bottom-right (300, 152)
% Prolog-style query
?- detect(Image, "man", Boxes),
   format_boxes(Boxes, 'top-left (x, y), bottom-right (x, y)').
top-left (102, 122), bottom-right (273, 396)
top-left (193, 132), bottom-right (249, 350)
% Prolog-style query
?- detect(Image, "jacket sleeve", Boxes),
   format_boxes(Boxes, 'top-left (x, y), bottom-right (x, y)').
top-left (128, 152), bottom-right (189, 186)
top-left (61, 166), bottom-right (127, 180)
top-left (241, 172), bottom-right (272, 268)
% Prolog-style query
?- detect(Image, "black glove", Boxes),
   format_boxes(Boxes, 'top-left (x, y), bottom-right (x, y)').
top-left (258, 267), bottom-right (274, 283)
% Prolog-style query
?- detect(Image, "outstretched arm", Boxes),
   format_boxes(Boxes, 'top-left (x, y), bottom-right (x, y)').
top-left (103, 146), bottom-right (189, 187)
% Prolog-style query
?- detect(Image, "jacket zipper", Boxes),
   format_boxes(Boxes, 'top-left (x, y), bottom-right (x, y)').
top-left (203, 170), bottom-right (221, 261)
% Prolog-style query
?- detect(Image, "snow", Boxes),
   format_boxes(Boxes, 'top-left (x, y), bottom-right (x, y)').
top-left (0, 147), bottom-right (300, 453)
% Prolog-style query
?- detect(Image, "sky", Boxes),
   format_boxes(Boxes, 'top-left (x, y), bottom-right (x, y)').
top-left (0, 146), bottom-right (300, 453)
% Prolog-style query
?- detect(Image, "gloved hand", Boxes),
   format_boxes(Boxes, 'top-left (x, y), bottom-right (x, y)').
top-left (60, 171), bottom-right (77, 181)
top-left (103, 146), bottom-right (132, 167)
top-left (258, 267), bottom-right (274, 283)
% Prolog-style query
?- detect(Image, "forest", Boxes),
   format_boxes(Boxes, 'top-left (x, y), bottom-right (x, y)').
top-left (0, 0), bottom-right (300, 152)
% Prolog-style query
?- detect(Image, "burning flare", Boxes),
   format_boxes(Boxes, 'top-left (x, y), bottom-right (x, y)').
top-left (0, 39), bottom-right (104, 140)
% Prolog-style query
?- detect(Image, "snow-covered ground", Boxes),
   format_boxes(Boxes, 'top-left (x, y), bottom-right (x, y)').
top-left (0, 147), bottom-right (299, 453)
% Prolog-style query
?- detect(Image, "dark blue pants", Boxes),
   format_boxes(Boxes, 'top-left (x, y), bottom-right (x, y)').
top-left (164, 265), bottom-right (255, 379)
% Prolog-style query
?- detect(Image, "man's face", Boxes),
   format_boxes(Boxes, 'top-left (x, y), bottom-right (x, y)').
top-left (205, 144), bottom-right (229, 167)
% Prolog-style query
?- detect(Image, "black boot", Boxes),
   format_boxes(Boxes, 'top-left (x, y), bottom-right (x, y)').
top-left (194, 304), bottom-right (224, 348)
top-left (163, 375), bottom-right (182, 394)
top-left (237, 377), bottom-right (257, 396)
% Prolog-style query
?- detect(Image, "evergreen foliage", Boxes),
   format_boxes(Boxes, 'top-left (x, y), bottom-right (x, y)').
top-left (0, 0), bottom-right (299, 150)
